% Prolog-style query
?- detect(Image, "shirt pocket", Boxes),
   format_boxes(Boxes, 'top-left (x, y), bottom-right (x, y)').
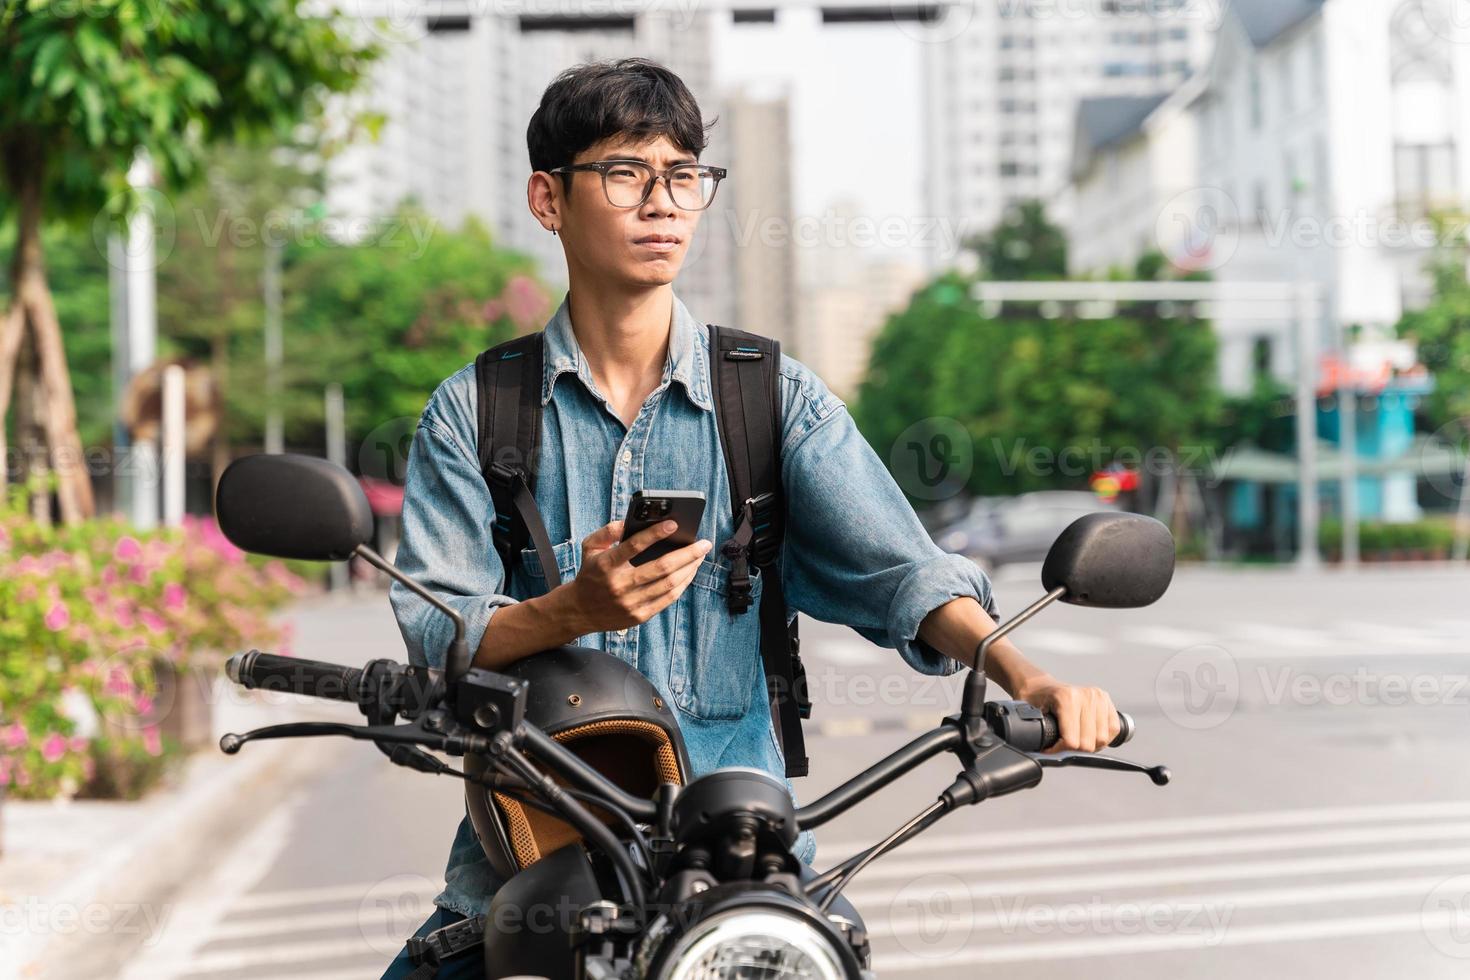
top-left (517, 538), bottom-right (578, 595)
top-left (668, 557), bottom-right (765, 721)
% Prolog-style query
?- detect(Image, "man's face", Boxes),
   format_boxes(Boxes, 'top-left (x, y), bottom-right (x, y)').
top-left (549, 134), bottom-right (708, 289)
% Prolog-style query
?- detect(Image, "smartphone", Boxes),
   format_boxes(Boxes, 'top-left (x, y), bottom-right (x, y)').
top-left (621, 490), bottom-right (707, 567)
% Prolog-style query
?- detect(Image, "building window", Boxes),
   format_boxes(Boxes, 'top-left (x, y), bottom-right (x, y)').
top-left (1395, 142), bottom-right (1459, 213)
top-left (1252, 336), bottom-right (1274, 378)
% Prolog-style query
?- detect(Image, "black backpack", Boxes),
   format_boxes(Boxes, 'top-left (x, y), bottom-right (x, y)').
top-left (472, 324), bottom-right (811, 778)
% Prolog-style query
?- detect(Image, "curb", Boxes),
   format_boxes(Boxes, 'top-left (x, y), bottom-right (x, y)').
top-left (7, 732), bottom-right (342, 979)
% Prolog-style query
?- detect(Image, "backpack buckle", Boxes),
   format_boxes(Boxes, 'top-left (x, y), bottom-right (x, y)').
top-left (486, 460), bottom-right (524, 490)
top-left (722, 498), bottom-right (758, 615)
top-left (406, 913), bottom-right (487, 967)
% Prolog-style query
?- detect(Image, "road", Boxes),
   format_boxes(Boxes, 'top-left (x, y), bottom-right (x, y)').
top-left (118, 564), bottom-right (1470, 979)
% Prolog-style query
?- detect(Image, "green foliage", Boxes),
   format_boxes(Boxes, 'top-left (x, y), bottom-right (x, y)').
top-left (1319, 515), bottom-right (1458, 556)
top-left (1397, 251), bottom-right (1470, 432)
top-left (853, 205), bottom-right (1222, 499)
top-left (0, 0), bottom-right (378, 223)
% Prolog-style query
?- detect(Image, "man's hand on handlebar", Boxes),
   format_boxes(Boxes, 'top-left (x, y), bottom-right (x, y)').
top-left (558, 519), bottom-right (712, 635)
top-left (1013, 675), bottom-right (1121, 753)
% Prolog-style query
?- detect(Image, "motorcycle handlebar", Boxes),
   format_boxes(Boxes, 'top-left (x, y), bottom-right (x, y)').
top-left (1040, 709), bottom-right (1135, 750)
top-left (226, 650), bottom-right (366, 704)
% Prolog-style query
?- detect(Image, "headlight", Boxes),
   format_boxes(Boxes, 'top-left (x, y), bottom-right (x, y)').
top-left (657, 908), bottom-right (846, 980)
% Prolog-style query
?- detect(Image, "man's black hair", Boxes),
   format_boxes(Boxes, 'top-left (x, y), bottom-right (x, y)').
top-left (527, 57), bottom-right (717, 194)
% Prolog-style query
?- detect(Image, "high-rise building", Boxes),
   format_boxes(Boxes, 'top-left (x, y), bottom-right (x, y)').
top-left (920, 1), bottom-right (1212, 273)
top-left (723, 87), bottom-right (799, 351)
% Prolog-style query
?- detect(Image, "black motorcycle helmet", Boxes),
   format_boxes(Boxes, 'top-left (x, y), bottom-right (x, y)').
top-left (465, 644), bottom-right (692, 880)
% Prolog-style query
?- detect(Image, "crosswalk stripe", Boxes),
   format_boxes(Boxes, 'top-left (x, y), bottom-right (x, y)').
top-left (845, 820), bottom-right (1470, 881)
top-left (874, 908), bottom-right (1466, 970)
top-left (817, 798), bottom-right (1470, 858)
top-left (211, 906), bottom-right (426, 941)
top-left (842, 845), bottom-right (1470, 906)
top-left (169, 937), bottom-right (383, 973)
top-left (231, 880), bottom-right (438, 912)
top-left (870, 874), bottom-right (1452, 937)
top-left (1015, 629), bottom-right (1109, 656)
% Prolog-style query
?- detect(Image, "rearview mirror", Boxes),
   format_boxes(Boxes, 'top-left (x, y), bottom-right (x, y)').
top-left (215, 453), bottom-right (374, 562)
top-left (1041, 512), bottom-right (1175, 608)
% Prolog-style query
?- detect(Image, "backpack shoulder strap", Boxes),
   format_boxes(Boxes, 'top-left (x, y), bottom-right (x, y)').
top-left (708, 323), bottom-right (810, 778)
top-left (474, 332), bottom-right (562, 590)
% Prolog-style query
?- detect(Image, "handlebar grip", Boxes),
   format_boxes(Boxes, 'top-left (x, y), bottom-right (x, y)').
top-left (1040, 710), bottom-right (1134, 750)
top-left (226, 650), bottom-right (366, 703)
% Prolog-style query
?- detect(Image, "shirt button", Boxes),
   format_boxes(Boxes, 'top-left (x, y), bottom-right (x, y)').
top-left (616, 627), bottom-right (629, 636)
top-left (621, 450), bottom-right (632, 464)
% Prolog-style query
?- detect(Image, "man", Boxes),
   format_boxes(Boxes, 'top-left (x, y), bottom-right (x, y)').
top-left (383, 57), bottom-right (1120, 978)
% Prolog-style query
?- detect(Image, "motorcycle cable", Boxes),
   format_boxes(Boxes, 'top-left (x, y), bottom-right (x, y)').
top-left (456, 768), bottom-right (657, 881)
top-left (812, 801), bottom-right (948, 913)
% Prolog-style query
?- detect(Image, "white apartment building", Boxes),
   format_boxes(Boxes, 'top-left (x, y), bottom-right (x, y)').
top-left (921, 0), bottom-right (1212, 274)
top-left (1067, 0), bottom-right (1470, 395)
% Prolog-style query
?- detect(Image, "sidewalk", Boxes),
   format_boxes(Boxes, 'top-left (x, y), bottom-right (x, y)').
top-left (0, 589), bottom-right (399, 980)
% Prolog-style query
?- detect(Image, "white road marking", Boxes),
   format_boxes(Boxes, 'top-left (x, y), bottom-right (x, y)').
top-left (819, 798), bottom-right (1470, 857)
top-left (1014, 629), bottom-right (1109, 656)
top-left (845, 819), bottom-right (1470, 881)
top-left (843, 845), bottom-right (1470, 905)
top-left (874, 909), bottom-right (1467, 970)
top-left (872, 874), bottom-right (1454, 937)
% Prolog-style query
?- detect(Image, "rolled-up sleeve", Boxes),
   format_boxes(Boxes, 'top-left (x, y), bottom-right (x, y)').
top-left (389, 402), bottom-right (519, 670)
top-left (779, 365), bottom-right (996, 676)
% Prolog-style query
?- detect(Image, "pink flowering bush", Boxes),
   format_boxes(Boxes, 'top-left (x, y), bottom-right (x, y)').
top-left (0, 503), bottom-right (316, 800)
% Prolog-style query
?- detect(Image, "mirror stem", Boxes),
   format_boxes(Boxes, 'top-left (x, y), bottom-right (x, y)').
top-left (971, 586), bottom-right (1068, 673)
top-left (353, 545), bottom-right (470, 681)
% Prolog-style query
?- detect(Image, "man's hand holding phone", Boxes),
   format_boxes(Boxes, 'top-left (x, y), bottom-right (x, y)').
top-left (563, 517), bottom-right (711, 634)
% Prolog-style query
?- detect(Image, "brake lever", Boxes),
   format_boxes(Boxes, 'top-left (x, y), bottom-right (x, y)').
top-left (219, 713), bottom-right (492, 757)
top-left (1026, 751), bottom-right (1171, 786)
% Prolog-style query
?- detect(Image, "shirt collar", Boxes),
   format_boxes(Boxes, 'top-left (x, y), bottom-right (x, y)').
top-left (540, 291), bottom-right (715, 413)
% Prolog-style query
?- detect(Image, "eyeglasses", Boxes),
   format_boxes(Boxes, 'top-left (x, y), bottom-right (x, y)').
top-left (549, 159), bottom-right (727, 211)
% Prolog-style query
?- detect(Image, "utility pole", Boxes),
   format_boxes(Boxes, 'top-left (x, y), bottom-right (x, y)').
top-left (264, 240), bottom-right (284, 454)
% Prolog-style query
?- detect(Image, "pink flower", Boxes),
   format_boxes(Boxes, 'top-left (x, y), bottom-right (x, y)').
top-left (0, 757), bottom-right (11, 786)
top-left (113, 602), bottom-right (136, 630)
top-left (101, 565), bottom-right (120, 585)
top-left (141, 726), bottom-right (163, 757)
top-left (139, 610), bottom-right (167, 634)
top-left (68, 735), bottom-right (89, 752)
top-left (1, 722), bottom-right (27, 750)
top-left (114, 536), bottom-right (143, 562)
top-left (104, 667), bottom-right (135, 698)
top-left (162, 582), bottom-right (186, 612)
top-left (132, 694), bottom-right (155, 717)
top-left (129, 564), bottom-right (150, 585)
top-left (40, 733), bottom-right (67, 764)
top-left (44, 602), bottom-right (71, 632)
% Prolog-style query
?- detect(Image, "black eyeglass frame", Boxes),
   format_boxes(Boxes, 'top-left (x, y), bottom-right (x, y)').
top-left (548, 159), bottom-right (728, 211)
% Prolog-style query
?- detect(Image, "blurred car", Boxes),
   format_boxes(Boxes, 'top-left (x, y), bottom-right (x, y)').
top-left (935, 491), bottom-right (1118, 572)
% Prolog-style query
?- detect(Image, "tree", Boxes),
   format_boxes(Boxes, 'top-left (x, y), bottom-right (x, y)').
top-left (0, 1), bottom-right (377, 523)
top-left (853, 203), bottom-right (1221, 516)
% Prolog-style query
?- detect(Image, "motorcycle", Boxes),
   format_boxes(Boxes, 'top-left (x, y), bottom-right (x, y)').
top-left (212, 453), bottom-right (1175, 979)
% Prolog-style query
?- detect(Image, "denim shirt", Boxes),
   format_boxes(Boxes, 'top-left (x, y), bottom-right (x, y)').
top-left (388, 289), bottom-right (996, 917)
